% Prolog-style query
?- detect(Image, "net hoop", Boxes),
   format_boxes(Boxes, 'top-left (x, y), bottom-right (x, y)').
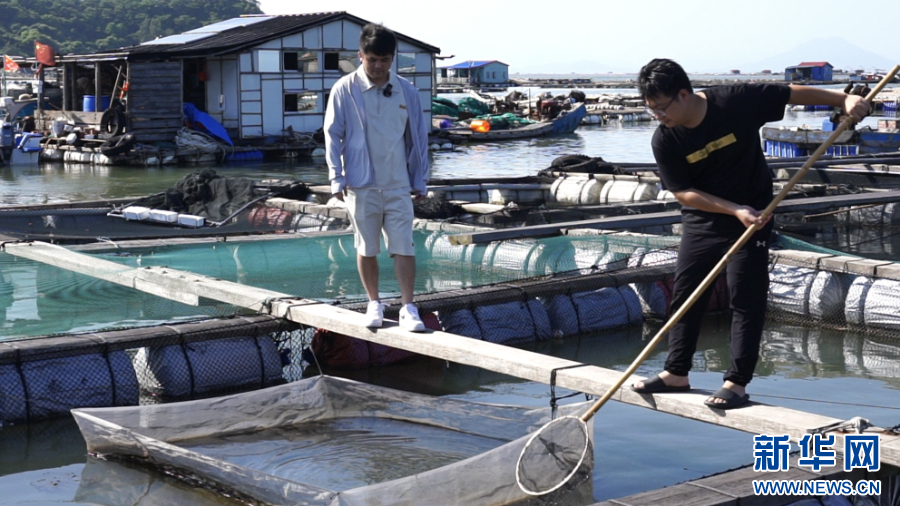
top-left (515, 415), bottom-right (590, 496)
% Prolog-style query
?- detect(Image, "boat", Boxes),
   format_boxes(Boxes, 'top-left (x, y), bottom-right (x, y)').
top-left (446, 103), bottom-right (587, 141)
top-left (0, 97), bottom-right (44, 164)
top-left (71, 375), bottom-right (595, 506)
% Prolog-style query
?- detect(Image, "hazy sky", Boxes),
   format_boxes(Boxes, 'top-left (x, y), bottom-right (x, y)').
top-left (257, 0), bottom-right (899, 73)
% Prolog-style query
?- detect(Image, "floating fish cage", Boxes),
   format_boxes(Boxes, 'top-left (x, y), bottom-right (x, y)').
top-left (4, 230), bottom-right (900, 425)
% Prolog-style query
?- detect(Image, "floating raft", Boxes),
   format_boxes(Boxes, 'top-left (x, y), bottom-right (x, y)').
top-left (5, 241), bottom-right (900, 470)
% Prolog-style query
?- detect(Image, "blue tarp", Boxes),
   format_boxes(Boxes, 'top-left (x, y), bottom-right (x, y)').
top-left (183, 103), bottom-right (233, 145)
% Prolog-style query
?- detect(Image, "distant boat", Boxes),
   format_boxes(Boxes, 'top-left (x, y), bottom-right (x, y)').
top-left (449, 104), bottom-right (587, 141)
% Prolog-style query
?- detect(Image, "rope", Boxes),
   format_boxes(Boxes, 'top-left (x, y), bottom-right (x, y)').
top-left (174, 127), bottom-right (228, 157)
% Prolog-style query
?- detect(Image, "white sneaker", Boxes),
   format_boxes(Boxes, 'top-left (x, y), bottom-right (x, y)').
top-left (364, 300), bottom-right (384, 328)
top-left (399, 304), bottom-right (426, 332)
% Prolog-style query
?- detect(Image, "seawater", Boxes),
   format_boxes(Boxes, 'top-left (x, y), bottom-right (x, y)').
top-left (1, 103), bottom-right (899, 504)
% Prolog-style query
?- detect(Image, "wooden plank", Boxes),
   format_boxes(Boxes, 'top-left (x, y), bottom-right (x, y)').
top-left (3, 242), bottom-right (199, 306)
top-left (5, 241), bottom-right (900, 468)
top-left (603, 482), bottom-right (737, 506)
top-left (449, 190), bottom-right (900, 245)
top-left (592, 455), bottom-right (866, 506)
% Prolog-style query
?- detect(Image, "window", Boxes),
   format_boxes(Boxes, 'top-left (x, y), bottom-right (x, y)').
top-left (284, 91), bottom-right (318, 113)
top-left (257, 50), bottom-right (280, 72)
top-left (324, 51), bottom-right (359, 73)
top-left (284, 52), bottom-right (298, 71)
top-left (397, 52), bottom-right (416, 73)
top-left (284, 51), bottom-right (318, 72)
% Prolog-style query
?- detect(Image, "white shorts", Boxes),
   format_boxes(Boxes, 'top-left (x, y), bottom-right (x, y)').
top-left (345, 187), bottom-right (415, 257)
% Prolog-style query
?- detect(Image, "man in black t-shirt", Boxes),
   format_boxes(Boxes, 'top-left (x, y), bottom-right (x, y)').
top-left (630, 59), bottom-right (869, 410)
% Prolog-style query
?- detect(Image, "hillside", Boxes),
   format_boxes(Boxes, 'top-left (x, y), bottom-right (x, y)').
top-left (0, 0), bottom-right (263, 57)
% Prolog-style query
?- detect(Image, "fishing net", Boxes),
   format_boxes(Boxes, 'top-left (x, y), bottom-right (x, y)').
top-left (127, 168), bottom-right (307, 222)
top-left (457, 96), bottom-right (491, 116)
top-left (72, 375), bottom-right (596, 506)
top-left (431, 97), bottom-right (459, 118)
top-left (516, 415), bottom-right (591, 495)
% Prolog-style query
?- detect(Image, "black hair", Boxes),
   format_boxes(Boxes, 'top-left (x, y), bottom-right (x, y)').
top-left (359, 23), bottom-right (396, 56)
top-left (637, 58), bottom-right (693, 100)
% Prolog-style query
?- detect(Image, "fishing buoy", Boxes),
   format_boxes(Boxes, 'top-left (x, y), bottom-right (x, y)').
top-left (470, 119), bottom-right (491, 133)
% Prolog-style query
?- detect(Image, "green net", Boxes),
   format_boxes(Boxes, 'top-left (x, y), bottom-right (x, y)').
top-left (0, 231), bottom-right (681, 340)
top-left (774, 233), bottom-right (848, 256)
top-left (431, 97), bottom-right (460, 118)
top-left (457, 97), bottom-right (491, 116)
top-left (474, 113), bottom-right (537, 129)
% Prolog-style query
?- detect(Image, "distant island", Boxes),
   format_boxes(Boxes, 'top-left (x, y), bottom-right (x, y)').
top-left (0, 0), bottom-right (262, 57)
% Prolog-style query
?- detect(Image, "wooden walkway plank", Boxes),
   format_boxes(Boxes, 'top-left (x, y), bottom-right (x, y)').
top-left (4, 241), bottom-right (900, 468)
top-left (449, 190), bottom-right (900, 245)
top-left (588, 456), bottom-right (868, 506)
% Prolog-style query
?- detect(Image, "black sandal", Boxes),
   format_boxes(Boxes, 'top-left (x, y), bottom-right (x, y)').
top-left (704, 387), bottom-right (750, 410)
top-left (631, 374), bottom-right (691, 394)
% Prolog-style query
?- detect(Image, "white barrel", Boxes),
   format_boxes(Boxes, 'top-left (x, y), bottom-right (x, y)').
top-left (549, 177), bottom-right (601, 205)
top-left (863, 278), bottom-right (900, 331)
top-left (488, 188), bottom-right (546, 206)
top-left (425, 231), bottom-right (486, 265)
top-left (599, 180), bottom-right (660, 204)
top-left (845, 276), bottom-right (872, 326)
top-left (808, 271), bottom-right (850, 321)
top-left (767, 264), bottom-right (816, 316)
top-left (657, 189), bottom-right (677, 201)
top-left (481, 239), bottom-right (576, 275)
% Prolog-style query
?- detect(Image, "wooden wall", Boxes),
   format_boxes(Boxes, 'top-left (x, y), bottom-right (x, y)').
top-left (127, 61), bottom-right (183, 142)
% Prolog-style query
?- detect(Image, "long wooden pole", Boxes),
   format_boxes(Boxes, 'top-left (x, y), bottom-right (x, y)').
top-left (579, 64), bottom-right (900, 423)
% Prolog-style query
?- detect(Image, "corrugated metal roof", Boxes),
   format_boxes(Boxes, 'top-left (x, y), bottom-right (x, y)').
top-left (440, 60), bottom-right (508, 70)
top-left (100, 12), bottom-right (438, 58)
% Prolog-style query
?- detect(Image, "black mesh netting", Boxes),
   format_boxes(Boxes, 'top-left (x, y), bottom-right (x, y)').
top-left (517, 415), bottom-right (592, 495)
top-left (129, 168), bottom-right (305, 222)
top-left (0, 315), bottom-right (306, 424)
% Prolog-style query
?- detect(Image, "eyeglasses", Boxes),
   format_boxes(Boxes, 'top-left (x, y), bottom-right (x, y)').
top-left (645, 94), bottom-right (679, 118)
top-left (382, 83), bottom-right (393, 98)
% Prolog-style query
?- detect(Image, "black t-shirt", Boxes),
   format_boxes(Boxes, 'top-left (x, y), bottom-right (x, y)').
top-left (652, 83), bottom-right (791, 236)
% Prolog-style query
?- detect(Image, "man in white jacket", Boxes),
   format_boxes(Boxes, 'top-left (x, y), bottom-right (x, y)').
top-left (325, 23), bottom-right (430, 332)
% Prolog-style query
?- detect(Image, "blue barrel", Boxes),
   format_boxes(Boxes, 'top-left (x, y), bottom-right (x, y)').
top-left (82, 95), bottom-right (110, 112)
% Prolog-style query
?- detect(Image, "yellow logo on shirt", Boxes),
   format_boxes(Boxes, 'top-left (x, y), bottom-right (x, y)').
top-left (685, 133), bottom-right (737, 163)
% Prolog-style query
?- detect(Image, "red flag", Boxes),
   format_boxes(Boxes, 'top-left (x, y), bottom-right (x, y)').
top-left (34, 41), bottom-right (56, 66)
top-left (3, 55), bottom-right (19, 72)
